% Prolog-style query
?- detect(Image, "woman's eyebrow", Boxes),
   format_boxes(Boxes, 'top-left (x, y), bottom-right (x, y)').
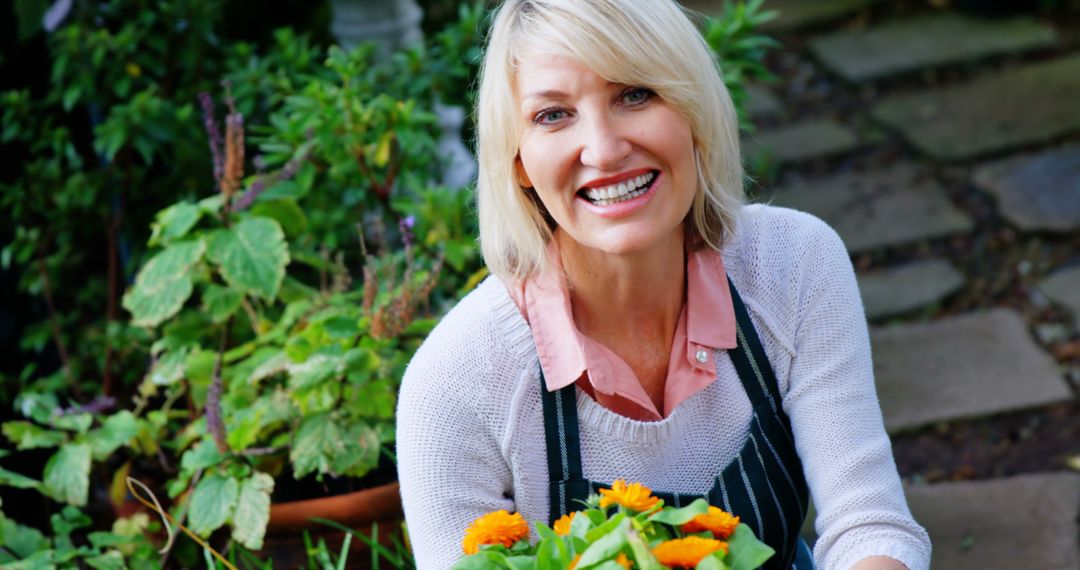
top-left (522, 89), bottom-right (569, 103)
top-left (522, 82), bottom-right (621, 104)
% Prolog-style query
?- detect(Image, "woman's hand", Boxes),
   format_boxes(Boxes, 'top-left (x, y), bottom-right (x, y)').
top-left (851, 556), bottom-right (909, 569)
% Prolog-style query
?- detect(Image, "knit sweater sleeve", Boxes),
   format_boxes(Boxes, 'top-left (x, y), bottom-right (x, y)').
top-left (776, 212), bottom-right (932, 570)
top-left (396, 282), bottom-right (520, 569)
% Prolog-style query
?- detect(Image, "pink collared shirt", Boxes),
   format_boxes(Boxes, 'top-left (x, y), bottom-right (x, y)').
top-left (508, 245), bottom-right (737, 421)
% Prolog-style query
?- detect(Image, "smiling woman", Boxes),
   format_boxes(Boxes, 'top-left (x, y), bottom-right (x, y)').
top-left (396, 1), bottom-right (933, 569)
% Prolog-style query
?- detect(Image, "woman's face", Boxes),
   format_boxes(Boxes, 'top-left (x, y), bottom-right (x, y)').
top-left (514, 53), bottom-right (698, 258)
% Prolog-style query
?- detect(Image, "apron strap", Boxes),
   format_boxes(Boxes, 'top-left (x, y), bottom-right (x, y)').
top-left (540, 369), bottom-right (586, 522)
top-left (726, 276), bottom-right (784, 411)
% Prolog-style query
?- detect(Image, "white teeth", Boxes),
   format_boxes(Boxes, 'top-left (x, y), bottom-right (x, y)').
top-left (583, 171), bottom-right (656, 203)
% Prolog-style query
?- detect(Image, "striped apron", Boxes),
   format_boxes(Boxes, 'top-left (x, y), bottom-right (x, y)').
top-left (540, 278), bottom-right (814, 569)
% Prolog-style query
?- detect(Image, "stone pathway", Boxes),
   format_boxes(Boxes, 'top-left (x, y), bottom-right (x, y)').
top-left (973, 147), bottom-right (1080, 232)
top-left (871, 309), bottom-right (1071, 432)
top-left (857, 259), bottom-right (965, 320)
top-left (743, 117), bottom-right (859, 163)
top-left (809, 13), bottom-right (1058, 82)
top-left (872, 55), bottom-right (1080, 160)
top-left (689, 1), bottom-right (1080, 567)
top-left (905, 473), bottom-right (1080, 570)
top-left (771, 163), bottom-right (974, 252)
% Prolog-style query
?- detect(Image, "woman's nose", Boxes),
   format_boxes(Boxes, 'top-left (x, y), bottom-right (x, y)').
top-left (579, 114), bottom-right (632, 170)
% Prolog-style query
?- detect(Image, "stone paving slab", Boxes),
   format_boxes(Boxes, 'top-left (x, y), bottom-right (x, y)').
top-left (906, 473), bottom-right (1080, 570)
top-left (809, 13), bottom-right (1057, 82)
top-left (743, 118), bottom-right (859, 163)
top-left (745, 84), bottom-right (784, 118)
top-left (1041, 266), bottom-right (1080, 328)
top-left (973, 147), bottom-right (1080, 233)
top-left (871, 308), bottom-right (1071, 433)
top-left (770, 164), bottom-right (973, 252)
top-left (679, 0), bottom-right (879, 31)
top-left (761, 0), bottom-right (880, 32)
top-left (858, 259), bottom-right (965, 320)
top-left (872, 54), bottom-right (1080, 160)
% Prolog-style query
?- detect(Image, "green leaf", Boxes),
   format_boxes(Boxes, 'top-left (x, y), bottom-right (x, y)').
top-left (123, 240), bottom-right (206, 327)
top-left (43, 444), bottom-right (91, 506)
top-left (290, 412), bottom-right (344, 479)
top-left (0, 513), bottom-right (49, 558)
top-left (3, 421), bottom-right (66, 449)
top-left (625, 529), bottom-right (663, 570)
top-left (695, 554), bottom-right (728, 570)
top-left (230, 472), bottom-right (274, 550)
top-left (647, 498), bottom-right (709, 526)
top-left (149, 346), bottom-right (188, 386)
top-left (84, 550), bottom-right (126, 570)
top-left (334, 422), bottom-right (381, 477)
top-left (534, 524), bottom-right (570, 569)
top-left (585, 512), bottom-right (626, 543)
top-left (86, 411), bottom-right (141, 460)
top-left (202, 284), bottom-right (244, 324)
top-left (225, 406), bottom-right (265, 451)
top-left (51, 413), bottom-right (92, 433)
top-left (189, 472), bottom-right (239, 536)
top-left (14, 0), bottom-right (47, 40)
top-left (248, 351), bottom-right (289, 385)
top-left (259, 180), bottom-right (308, 201)
top-left (180, 439), bottom-right (226, 472)
top-left (205, 217), bottom-right (289, 301)
top-left (250, 199), bottom-right (308, 237)
top-left (287, 354), bottom-right (344, 390)
top-left (150, 202), bottom-right (203, 246)
top-left (51, 505), bottom-right (91, 536)
top-left (724, 524), bottom-right (775, 570)
top-left (576, 518), bottom-right (629, 568)
top-left (0, 463), bottom-right (41, 489)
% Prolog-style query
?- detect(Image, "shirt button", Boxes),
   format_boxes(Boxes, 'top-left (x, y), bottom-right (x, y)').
top-left (695, 349), bottom-right (709, 363)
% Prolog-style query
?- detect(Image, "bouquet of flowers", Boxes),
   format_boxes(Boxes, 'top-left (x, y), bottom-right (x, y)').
top-left (452, 480), bottom-right (775, 569)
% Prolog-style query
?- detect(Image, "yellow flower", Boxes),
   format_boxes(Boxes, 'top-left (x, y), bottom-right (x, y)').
top-left (461, 510), bottom-right (529, 554)
top-left (553, 512), bottom-right (577, 536)
top-left (680, 506), bottom-right (740, 539)
top-left (598, 480), bottom-right (660, 512)
top-left (652, 536), bottom-right (727, 568)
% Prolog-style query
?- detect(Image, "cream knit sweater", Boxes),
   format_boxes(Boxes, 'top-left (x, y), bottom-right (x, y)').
top-left (397, 204), bottom-right (932, 569)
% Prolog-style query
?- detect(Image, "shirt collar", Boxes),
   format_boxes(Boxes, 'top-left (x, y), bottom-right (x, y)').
top-left (524, 242), bottom-right (737, 393)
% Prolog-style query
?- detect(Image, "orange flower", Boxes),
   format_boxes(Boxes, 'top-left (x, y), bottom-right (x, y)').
top-left (569, 554), bottom-right (581, 569)
top-left (461, 510), bottom-right (529, 554)
top-left (599, 480), bottom-right (660, 512)
top-left (652, 536), bottom-right (728, 568)
top-left (681, 506), bottom-right (740, 539)
top-left (553, 512), bottom-right (577, 536)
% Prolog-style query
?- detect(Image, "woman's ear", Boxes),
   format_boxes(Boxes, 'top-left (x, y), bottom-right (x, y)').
top-left (514, 157), bottom-right (534, 188)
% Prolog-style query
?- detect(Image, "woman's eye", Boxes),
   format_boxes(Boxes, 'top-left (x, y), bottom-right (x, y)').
top-left (533, 108), bottom-right (569, 125)
top-left (621, 87), bottom-right (655, 106)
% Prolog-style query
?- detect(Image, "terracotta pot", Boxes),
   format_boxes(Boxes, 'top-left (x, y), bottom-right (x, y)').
top-left (263, 481), bottom-right (406, 569)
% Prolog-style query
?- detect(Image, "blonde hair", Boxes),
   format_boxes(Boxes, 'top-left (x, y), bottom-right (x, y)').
top-left (476, 0), bottom-right (744, 282)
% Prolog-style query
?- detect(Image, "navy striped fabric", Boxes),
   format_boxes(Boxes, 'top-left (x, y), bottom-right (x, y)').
top-left (541, 278), bottom-right (812, 569)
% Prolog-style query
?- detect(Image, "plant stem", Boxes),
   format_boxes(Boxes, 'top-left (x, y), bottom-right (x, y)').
top-left (206, 317), bottom-right (232, 453)
top-left (36, 251), bottom-right (82, 400)
top-left (102, 206), bottom-right (121, 396)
